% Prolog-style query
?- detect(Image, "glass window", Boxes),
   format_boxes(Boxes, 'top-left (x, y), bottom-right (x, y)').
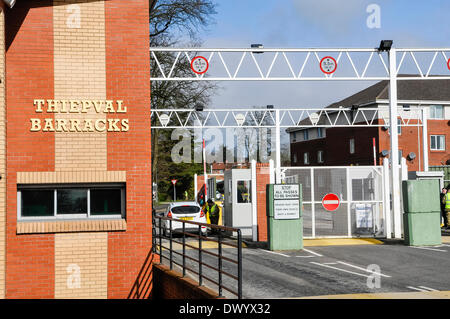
top-left (317, 127), bottom-right (324, 138)
top-left (293, 153), bottom-right (297, 163)
top-left (430, 135), bottom-right (445, 151)
top-left (304, 152), bottom-right (309, 165)
top-left (21, 189), bottom-right (54, 217)
top-left (349, 138), bottom-right (355, 154)
top-left (90, 189), bottom-right (122, 215)
top-left (303, 130), bottom-right (309, 141)
top-left (236, 180), bottom-right (251, 203)
top-left (18, 185), bottom-right (125, 219)
top-left (430, 105), bottom-right (444, 119)
top-left (57, 189), bottom-right (87, 215)
top-left (171, 205), bottom-right (200, 215)
top-left (317, 150), bottom-right (324, 163)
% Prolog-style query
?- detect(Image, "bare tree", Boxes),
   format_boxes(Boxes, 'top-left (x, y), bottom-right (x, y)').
top-left (150, 0), bottom-right (217, 202)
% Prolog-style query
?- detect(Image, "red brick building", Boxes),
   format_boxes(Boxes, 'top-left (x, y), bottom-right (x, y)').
top-left (0, 0), bottom-right (154, 298)
top-left (288, 80), bottom-right (450, 171)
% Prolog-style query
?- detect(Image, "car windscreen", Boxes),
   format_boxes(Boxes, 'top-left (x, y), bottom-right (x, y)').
top-left (171, 206), bottom-right (201, 215)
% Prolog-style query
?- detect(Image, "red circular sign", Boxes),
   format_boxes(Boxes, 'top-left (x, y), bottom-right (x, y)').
top-left (190, 56), bottom-right (209, 75)
top-left (322, 193), bottom-right (340, 211)
top-left (320, 56), bottom-right (337, 74)
top-left (447, 58), bottom-right (450, 71)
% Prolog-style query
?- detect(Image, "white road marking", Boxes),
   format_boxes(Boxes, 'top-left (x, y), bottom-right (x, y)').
top-left (409, 246), bottom-right (447, 252)
top-left (336, 261), bottom-right (391, 278)
top-left (406, 286), bottom-right (428, 292)
top-left (302, 248), bottom-right (323, 257)
top-left (418, 286), bottom-right (437, 291)
top-left (310, 262), bottom-right (370, 278)
top-left (258, 249), bottom-right (291, 258)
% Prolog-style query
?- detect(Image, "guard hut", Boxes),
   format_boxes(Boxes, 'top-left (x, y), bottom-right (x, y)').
top-left (0, 0), bottom-right (154, 299)
top-left (223, 168), bottom-right (253, 237)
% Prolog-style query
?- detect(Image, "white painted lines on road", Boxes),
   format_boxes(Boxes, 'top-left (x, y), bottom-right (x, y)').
top-left (310, 262), bottom-right (371, 278)
top-left (310, 261), bottom-right (391, 279)
top-left (336, 261), bottom-right (391, 278)
top-left (302, 248), bottom-right (323, 257)
top-left (257, 249), bottom-right (291, 258)
top-left (409, 246), bottom-right (447, 252)
top-left (406, 286), bottom-right (437, 292)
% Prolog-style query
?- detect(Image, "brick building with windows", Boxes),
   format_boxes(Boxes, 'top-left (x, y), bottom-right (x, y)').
top-left (287, 79), bottom-right (450, 171)
top-left (0, 0), bottom-right (154, 298)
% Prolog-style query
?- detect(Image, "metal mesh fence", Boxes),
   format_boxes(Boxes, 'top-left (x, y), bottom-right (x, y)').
top-left (282, 166), bottom-right (385, 238)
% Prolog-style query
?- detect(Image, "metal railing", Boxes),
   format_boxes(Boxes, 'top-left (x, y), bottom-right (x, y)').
top-left (152, 214), bottom-right (243, 299)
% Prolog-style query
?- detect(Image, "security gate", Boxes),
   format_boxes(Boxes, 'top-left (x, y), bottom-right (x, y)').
top-left (281, 166), bottom-right (385, 238)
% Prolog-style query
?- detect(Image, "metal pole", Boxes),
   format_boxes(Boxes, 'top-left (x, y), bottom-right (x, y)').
top-left (422, 108), bottom-right (429, 172)
top-left (237, 229), bottom-right (242, 299)
top-left (275, 109), bottom-right (281, 184)
top-left (388, 48), bottom-right (402, 239)
top-left (198, 225), bottom-right (203, 286)
top-left (251, 159), bottom-right (258, 241)
top-left (203, 139), bottom-right (208, 201)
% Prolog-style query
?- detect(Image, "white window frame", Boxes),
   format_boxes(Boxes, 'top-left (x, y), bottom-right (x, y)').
top-left (293, 153), bottom-right (297, 163)
top-left (429, 105), bottom-right (444, 119)
top-left (17, 183), bottom-right (126, 221)
top-left (430, 135), bottom-right (446, 151)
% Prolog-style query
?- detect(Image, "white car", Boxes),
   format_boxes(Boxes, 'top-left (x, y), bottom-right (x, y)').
top-left (162, 201), bottom-right (207, 236)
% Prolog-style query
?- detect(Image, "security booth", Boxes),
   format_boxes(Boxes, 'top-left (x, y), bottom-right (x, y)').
top-left (223, 168), bottom-right (253, 236)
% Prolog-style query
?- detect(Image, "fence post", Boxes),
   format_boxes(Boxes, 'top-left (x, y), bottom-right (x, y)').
top-left (218, 229), bottom-right (223, 297)
top-left (237, 229), bottom-right (242, 299)
top-left (198, 225), bottom-right (203, 286)
top-left (169, 219), bottom-right (173, 270)
top-left (182, 222), bottom-right (186, 277)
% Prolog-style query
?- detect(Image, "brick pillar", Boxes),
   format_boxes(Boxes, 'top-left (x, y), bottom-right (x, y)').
top-left (256, 163), bottom-right (270, 242)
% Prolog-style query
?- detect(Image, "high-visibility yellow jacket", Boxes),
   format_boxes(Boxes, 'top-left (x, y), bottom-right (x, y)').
top-left (444, 193), bottom-right (450, 211)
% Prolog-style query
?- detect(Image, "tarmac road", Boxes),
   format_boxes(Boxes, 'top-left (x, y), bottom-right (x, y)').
top-left (158, 234), bottom-right (450, 299)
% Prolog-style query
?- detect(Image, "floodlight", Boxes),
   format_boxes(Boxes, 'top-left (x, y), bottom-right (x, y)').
top-left (378, 40), bottom-right (393, 52)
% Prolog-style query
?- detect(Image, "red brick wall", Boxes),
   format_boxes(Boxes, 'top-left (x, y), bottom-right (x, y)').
top-left (5, 1), bottom-right (55, 298)
top-left (256, 164), bottom-right (270, 241)
top-left (153, 264), bottom-right (220, 299)
top-left (105, 0), bottom-right (152, 298)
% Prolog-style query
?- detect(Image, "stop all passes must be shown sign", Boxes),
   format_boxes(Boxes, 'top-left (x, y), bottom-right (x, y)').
top-left (322, 193), bottom-right (340, 211)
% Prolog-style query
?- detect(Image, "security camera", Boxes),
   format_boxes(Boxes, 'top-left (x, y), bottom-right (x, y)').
top-left (3, 0), bottom-right (16, 8)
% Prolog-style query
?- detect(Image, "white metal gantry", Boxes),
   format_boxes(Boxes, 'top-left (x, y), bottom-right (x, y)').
top-left (150, 46), bottom-right (450, 239)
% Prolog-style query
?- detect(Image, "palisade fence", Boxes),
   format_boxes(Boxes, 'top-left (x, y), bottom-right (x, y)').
top-left (429, 166), bottom-right (450, 188)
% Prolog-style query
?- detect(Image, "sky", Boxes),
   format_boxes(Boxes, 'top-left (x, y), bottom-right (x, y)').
top-left (192, 0), bottom-right (450, 109)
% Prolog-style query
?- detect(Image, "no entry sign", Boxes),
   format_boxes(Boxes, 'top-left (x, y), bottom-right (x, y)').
top-left (191, 56), bottom-right (209, 74)
top-left (322, 193), bottom-right (340, 211)
top-left (320, 56), bottom-right (337, 74)
top-left (447, 58), bottom-right (450, 71)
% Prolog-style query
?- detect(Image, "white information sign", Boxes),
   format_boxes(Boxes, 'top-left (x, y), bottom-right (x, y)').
top-left (274, 184), bottom-right (300, 200)
top-left (274, 200), bottom-right (300, 220)
top-left (273, 184), bottom-right (300, 220)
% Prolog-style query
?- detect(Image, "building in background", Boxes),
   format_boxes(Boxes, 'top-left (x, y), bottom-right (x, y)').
top-left (287, 79), bottom-right (450, 171)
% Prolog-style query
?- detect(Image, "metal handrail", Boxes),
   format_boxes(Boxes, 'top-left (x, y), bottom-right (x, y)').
top-left (152, 214), bottom-right (243, 299)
